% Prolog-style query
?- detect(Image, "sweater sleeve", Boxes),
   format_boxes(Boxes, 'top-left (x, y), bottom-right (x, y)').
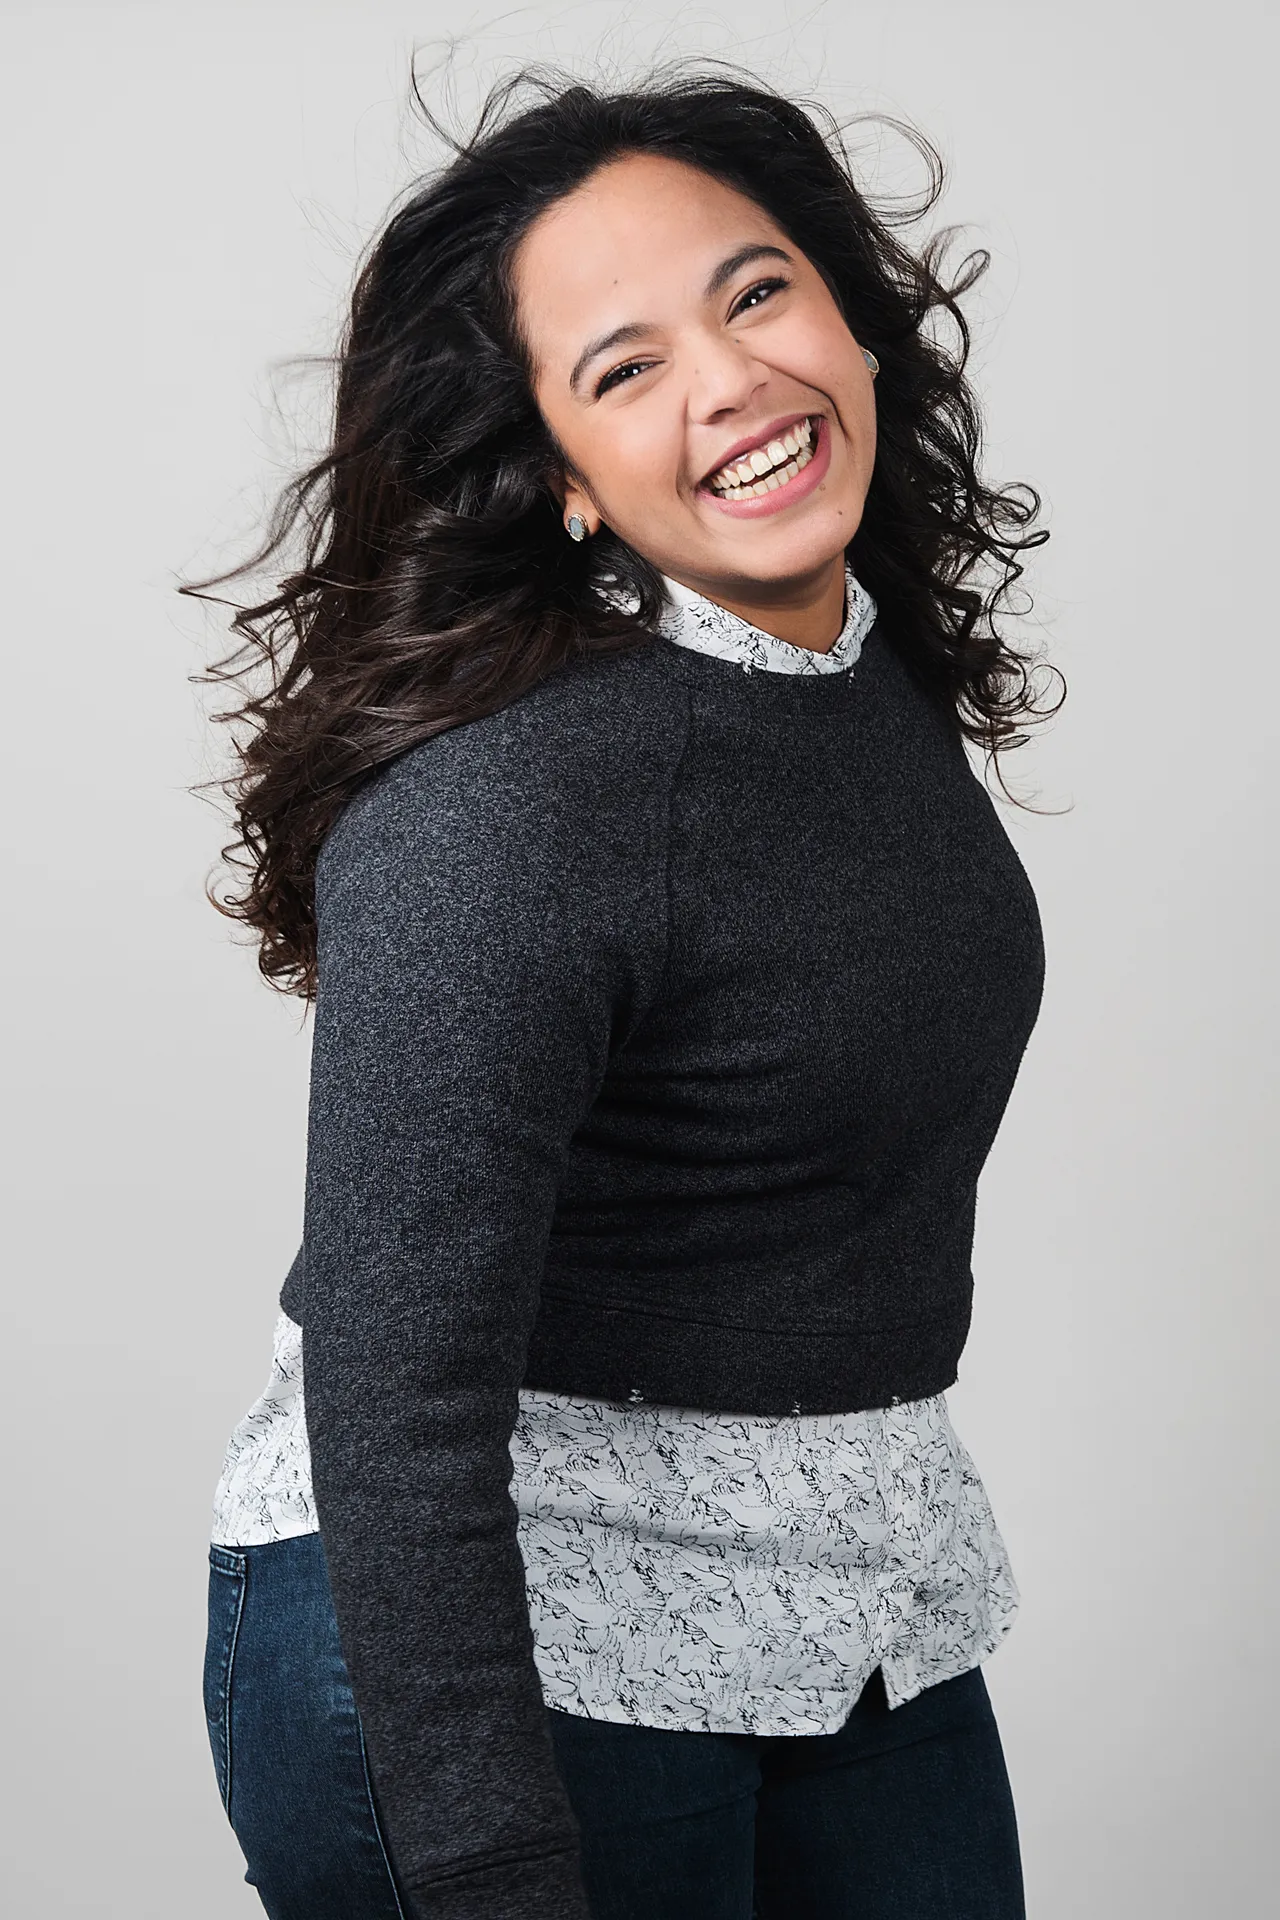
top-left (296, 699), bottom-right (671, 1919)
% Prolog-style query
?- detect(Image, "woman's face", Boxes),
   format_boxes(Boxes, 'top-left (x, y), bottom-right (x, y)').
top-left (512, 151), bottom-right (876, 607)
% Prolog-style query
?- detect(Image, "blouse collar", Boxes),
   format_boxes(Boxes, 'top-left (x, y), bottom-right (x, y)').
top-left (656, 561), bottom-right (876, 676)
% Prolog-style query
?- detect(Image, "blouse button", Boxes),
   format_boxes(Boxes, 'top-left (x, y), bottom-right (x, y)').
top-left (627, 1387), bottom-right (644, 1405)
top-left (890, 1394), bottom-right (902, 1406)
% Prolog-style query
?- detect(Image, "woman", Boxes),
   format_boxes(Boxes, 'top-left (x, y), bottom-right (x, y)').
top-left (196, 64), bottom-right (1056, 1920)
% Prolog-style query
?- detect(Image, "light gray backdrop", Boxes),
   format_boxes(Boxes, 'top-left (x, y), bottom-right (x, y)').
top-left (3, 2), bottom-right (1275, 1914)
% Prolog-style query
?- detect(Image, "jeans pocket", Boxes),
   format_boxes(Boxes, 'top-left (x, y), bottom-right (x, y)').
top-left (204, 1545), bottom-right (247, 1818)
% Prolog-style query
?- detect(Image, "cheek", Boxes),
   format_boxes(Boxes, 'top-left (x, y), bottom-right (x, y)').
top-left (775, 316), bottom-right (869, 435)
top-left (781, 308), bottom-right (862, 389)
top-left (808, 330), bottom-right (875, 469)
top-left (581, 410), bottom-right (687, 518)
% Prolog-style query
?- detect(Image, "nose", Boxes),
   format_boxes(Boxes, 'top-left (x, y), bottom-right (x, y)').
top-left (685, 326), bottom-right (771, 424)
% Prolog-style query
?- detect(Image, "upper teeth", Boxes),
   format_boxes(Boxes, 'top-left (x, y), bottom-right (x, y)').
top-left (707, 418), bottom-right (816, 498)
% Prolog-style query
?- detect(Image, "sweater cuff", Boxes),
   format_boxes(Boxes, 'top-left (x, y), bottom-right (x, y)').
top-left (406, 1848), bottom-right (593, 1920)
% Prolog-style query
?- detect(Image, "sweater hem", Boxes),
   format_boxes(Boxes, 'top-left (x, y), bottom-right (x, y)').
top-left (522, 1295), bottom-right (972, 1417)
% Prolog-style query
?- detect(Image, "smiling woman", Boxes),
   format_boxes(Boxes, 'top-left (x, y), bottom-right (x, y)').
top-left (187, 60), bottom-right (1057, 1920)
top-left (190, 68), bottom-right (1053, 997)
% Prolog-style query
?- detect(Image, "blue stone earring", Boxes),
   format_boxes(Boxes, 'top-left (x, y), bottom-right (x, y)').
top-left (566, 513), bottom-right (588, 541)
top-left (862, 348), bottom-right (879, 377)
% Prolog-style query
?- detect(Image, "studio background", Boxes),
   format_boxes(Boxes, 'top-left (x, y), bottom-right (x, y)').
top-left (2, 3), bottom-right (1275, 1915)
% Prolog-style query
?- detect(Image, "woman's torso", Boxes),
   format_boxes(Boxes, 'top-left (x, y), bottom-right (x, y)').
top-left (212, 565), bottom-right (1026, 1734)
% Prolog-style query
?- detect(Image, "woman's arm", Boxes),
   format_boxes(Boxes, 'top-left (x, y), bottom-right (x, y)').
top-left (297, 696), bottom-right (674, 1919)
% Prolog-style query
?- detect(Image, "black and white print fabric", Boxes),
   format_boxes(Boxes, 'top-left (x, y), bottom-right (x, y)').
top-left (657, 561), bottom-right (875, 674)
top-left (511, 1388), bottom-right (1017, 1730)
top-left (211, 563), bottom-right (1021, 1728)
top-left (212, 1309), bottom-right (315, 1544)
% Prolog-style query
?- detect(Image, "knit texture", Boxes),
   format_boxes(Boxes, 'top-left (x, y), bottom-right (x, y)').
top-left (285, 622), bottom-right (1044, 1916)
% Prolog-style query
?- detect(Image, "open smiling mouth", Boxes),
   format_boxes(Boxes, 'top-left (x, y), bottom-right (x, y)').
top-left (703, 415), bottom-right (821, 501)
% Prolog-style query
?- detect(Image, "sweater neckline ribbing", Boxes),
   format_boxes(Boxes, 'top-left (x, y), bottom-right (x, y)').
top-left (634, 622), bottom-right (883, 710)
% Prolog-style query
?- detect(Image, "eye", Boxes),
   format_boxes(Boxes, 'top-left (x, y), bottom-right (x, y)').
top-left (729, 275), bottom-right (791, 319)
top-left (595, 358), bottom-right (657, 397)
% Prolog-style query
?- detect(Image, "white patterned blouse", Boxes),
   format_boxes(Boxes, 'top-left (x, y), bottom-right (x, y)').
top-left (211, 562), bottom-right (1020, 1734)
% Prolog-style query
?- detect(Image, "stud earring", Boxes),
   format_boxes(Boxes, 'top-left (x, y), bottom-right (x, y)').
top-left (566, 513), bottom-right (588, 542)
top-left (862, 348), bottom-right (879, 377)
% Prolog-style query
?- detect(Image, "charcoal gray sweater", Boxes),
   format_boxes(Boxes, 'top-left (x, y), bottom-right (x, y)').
top-left (284, 620), bottom-right (1044, 1918)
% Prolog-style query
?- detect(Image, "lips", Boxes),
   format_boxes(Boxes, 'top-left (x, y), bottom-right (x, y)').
top-left (700, 413), bottom-right (820, 496)
top-left (699, 412), bottom-right (832, 520)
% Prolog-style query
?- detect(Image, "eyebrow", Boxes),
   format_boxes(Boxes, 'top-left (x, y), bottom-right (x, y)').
top-left (567, 243), bottom-right (794, 395)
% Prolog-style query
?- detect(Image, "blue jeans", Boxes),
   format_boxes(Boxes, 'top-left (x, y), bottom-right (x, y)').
top-left (204, 1533), bottom-right (1026, 1919)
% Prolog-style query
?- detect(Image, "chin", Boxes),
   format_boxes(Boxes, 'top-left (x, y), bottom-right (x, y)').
top-left (720, 519), bottom-right (858, 582)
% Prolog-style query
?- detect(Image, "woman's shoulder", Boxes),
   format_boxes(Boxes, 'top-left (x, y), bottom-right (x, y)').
top-left (318, 641), bottom-right (686, 893)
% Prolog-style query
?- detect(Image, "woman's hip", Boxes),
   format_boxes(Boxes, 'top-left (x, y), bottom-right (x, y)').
top-left (203, 1532), bottom-right (409, 1919)
top-left (202, 1531), bottom-right (1023, 1920)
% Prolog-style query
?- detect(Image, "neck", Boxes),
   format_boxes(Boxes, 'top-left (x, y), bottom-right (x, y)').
top-left (663, 554), bottom-right (848, 654)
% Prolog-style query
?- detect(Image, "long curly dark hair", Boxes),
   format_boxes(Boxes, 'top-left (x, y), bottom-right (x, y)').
top-left (185, 61), bottom-right (1060, 999)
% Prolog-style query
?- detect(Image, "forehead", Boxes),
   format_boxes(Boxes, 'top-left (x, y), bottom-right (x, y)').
top-left (512, 153), bottom-right (784, 370)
